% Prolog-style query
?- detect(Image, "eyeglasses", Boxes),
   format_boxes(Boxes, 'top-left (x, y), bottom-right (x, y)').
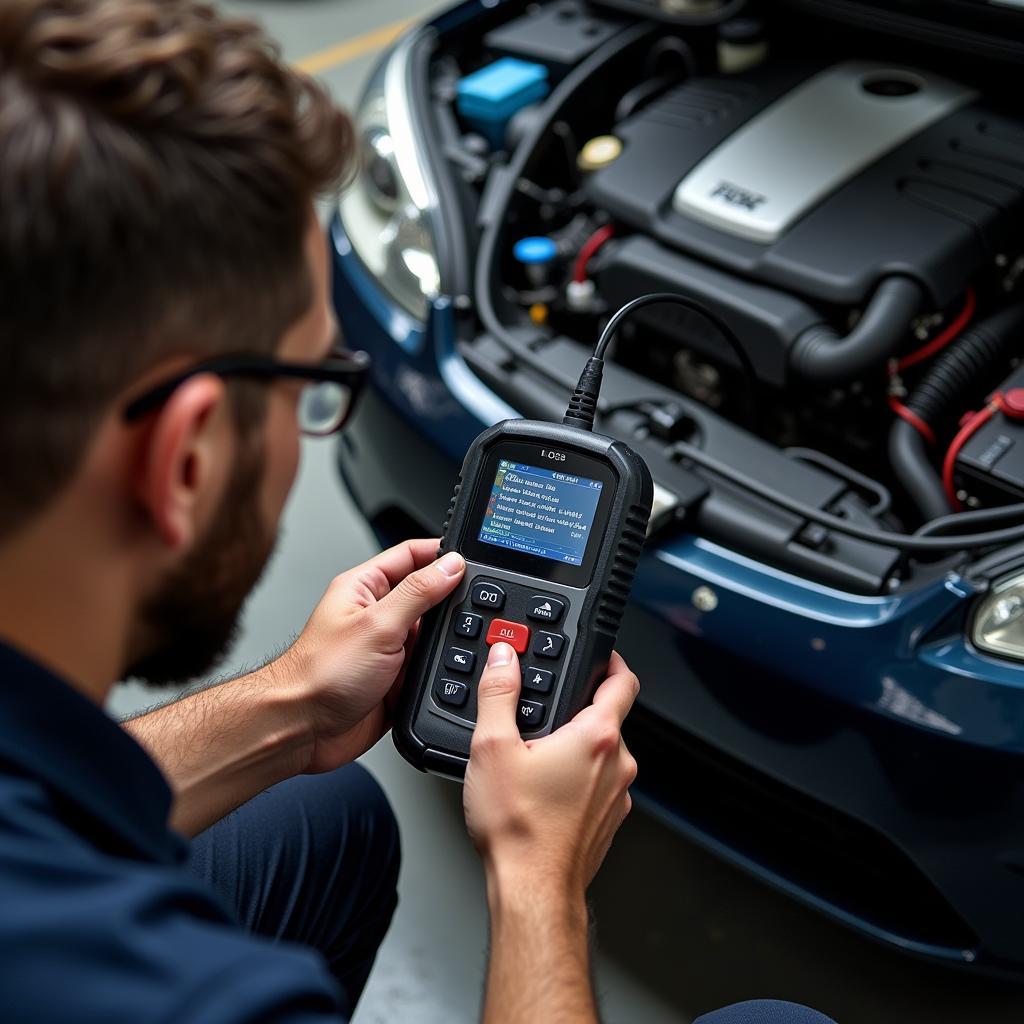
top-left (123, 349), bottom-right (371, 436)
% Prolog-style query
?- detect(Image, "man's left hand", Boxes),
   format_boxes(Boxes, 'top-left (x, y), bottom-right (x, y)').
top-left (276, 539), bottom-right (465, 773)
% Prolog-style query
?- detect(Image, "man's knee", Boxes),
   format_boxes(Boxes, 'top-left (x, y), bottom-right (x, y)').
top-left (337, 762), bottom-right (401, 895)
top-left (288, 764), bottom-right (400, 1002)
top-left (292, 763), bottom-right (402, 895)
top-left (189, 762), bottom-right (401, 940)
top-left (694, 1001), bottom-right (838, 1024)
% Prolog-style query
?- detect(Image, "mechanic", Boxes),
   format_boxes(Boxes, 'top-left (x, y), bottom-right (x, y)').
top-left (0, 2), bottom-right (837, 1022)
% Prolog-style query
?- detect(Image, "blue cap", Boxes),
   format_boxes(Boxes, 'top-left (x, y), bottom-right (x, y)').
top-left (513, 236), bottom-right (558, 265)
top-left (456, 59), bottom-right (549, 115)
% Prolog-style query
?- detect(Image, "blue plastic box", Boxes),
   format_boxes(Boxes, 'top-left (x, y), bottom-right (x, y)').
top-left (456, 58), bottom-right (550, 149)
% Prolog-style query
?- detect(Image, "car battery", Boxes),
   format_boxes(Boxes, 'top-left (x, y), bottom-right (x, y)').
top-left (955, 363), bottom-right (1024, 505)
top-left (455, 58), bottom-right (549, 149)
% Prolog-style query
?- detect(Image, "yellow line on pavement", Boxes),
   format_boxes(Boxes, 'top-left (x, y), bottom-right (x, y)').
top-left (295, 17), bottom-right (415, 76)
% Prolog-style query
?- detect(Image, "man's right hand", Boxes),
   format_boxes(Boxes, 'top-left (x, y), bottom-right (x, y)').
top-left (464, 643), bottom-right (639, 1023)
top-left (464, 642), bottom-right (639, 898)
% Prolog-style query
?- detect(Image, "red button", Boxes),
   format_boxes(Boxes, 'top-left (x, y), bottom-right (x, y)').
top-left (485, 619), bottom-right (530, 654)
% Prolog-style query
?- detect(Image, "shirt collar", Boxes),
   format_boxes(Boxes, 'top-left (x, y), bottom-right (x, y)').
top-left (0, 639), bottom-right (186, 864)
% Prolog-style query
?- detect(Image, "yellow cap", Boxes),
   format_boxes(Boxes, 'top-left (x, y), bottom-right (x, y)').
top-left (529, 303), bottom-right (548, 326)
top-left (578, 135), bottom-right (623, 173)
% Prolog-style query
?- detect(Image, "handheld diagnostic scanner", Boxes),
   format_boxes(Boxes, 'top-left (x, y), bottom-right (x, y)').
top-left (393, 299), bottom-right (656, 778)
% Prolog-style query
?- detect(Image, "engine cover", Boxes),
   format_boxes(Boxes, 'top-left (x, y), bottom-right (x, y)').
top-left (585, 59), bottom-right (1024, 306)
top-left (672, 62), bottom-right (975, 245)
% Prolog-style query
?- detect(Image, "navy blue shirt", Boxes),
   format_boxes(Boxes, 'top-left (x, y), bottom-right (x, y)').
top-left (0, 642), bottom-right (343, 1023)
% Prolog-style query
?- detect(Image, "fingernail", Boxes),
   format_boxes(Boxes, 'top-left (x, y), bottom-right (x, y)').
top-left (488, 642), bottom-right (513, 667)
top-left (436, 552), bottom-right (465, 577)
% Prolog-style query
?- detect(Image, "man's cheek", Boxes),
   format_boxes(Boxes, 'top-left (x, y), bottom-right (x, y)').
top-left (261, 404), bottom-right (301, 526)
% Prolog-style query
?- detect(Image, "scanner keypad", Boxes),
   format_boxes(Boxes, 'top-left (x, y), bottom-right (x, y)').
top-left (485, 619), bottom-right (530, 653)
top-left (433, 577), bottom-right (569, 733)
top-left (453, 613), bottom-right (482, 639)
top-left (443, 647), bottom-right (476, 674)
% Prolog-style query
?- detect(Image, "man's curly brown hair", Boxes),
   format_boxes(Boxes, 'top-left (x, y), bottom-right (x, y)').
top-left (0, 0), bottom-right (356, 539)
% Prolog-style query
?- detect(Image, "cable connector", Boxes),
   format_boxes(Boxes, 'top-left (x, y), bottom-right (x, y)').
top-left (566, 278), bottom-right (596, 312)
top-left (562, 356), bottom-right (604, 432)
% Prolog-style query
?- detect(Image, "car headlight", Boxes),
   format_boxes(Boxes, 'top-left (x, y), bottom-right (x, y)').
top-left (339, 37), bottom-right (441, 321)
top-left (972, 570), bottom-right (1024, 661)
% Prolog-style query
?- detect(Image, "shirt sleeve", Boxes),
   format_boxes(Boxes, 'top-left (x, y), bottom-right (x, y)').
top-left (160, 944), bottom-right (348, 1024)
top-left (0, 803), bottom-right (348, 1024)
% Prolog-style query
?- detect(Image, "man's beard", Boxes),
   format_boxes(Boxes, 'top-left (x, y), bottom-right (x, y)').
top-left (126, 443), bottom-right (278, 688)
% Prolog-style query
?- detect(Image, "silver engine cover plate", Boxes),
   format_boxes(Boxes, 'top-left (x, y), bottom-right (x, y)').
top-left (672, 61), bottom-right (977, 244)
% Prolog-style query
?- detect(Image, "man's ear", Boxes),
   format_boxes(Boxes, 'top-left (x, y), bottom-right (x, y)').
top-left (133, 374), bottom-right (231, 551)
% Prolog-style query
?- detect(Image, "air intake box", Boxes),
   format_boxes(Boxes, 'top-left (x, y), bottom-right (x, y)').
top-left (592, 234), bottom-right (820, 387)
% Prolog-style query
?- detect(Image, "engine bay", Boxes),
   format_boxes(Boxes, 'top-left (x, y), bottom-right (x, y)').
top-left (378, 0), bottom-right (1024, 595)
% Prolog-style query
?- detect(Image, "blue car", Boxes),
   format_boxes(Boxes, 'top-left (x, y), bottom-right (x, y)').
top-left (330, 0), bottom-right (1024, 979)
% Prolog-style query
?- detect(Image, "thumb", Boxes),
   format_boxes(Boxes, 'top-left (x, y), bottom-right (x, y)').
top-left (473, 642), bottom-right (521, 745)
top-left (371, 551), bottom-right (465, 643)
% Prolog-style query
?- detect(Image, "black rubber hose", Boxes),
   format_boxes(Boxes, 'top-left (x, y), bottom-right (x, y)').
top-left (790, 277), bottom-right (924, 382)
top-left (474, 23), bottom-right (655, 396)
top-left (615, 72), bottom-right (677, 121)
top-left (672, 439), bottom-right (1024, 552)
top-left (889, 419), bottom-right (949, 521)
top-left (614, 38), bottom-right (696, 121)
top-left (917, 500), bottom-right (1024, 537)
top-left (888, 302), bottom-right (1024, 521)
top-left (905, 302), bottom-right (1024, 426)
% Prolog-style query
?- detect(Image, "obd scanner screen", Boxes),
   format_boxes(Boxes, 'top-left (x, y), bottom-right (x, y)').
top-left (477, 460), bottom-right (604, 566)
top-left (461, 442), bottom-right (617, 589)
